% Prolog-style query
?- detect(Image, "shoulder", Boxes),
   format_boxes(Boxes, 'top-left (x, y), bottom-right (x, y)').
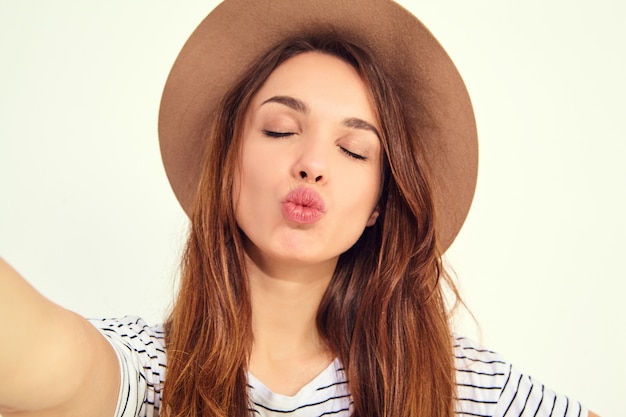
top-left (452, 335), bottom-right (587, 417)
top-left (90, 316), bottom-right (166, 373)
top-left (90, 316), bottom-right (165, 351)
top-left (89, 316), bottom-right (166, 417)
top-left (453, 336), bottom-right (510, 415)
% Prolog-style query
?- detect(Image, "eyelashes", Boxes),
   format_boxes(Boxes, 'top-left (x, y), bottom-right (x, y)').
top-left (340, 147), bottom-right (366, 160)
top-left (262, 130), bottom-right (294, 138)
top-left (261, 130), bottom-right (366, 161)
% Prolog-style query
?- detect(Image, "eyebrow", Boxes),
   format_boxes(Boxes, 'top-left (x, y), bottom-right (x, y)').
top-left (261, 95), bottom-right (381, 140)
top-left (262, 95), bottom-right (309, 113)
top-left (342, 117), bottom-right (381, 140)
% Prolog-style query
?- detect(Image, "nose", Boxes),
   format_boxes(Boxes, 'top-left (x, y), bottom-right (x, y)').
top-left (299, 170), bottom-right (323, 182)
top-left (293, 138), bottom-right (327, 184)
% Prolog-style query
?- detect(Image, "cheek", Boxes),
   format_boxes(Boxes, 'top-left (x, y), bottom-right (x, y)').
top-left (234, 148), bottom-right (278, 221)
top-left (356, 168), bottom-right (382, 206)
top-left (238, 150), bottom-right (271, 195)
top-left (338, 176), bottom-right (381, 221)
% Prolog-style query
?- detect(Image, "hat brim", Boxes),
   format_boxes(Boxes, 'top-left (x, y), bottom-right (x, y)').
top-left (158, 0), bottom-right (478, 252)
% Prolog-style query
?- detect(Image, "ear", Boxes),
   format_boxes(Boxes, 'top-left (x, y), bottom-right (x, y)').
top-left (366, 208), bottom-right (380, 227)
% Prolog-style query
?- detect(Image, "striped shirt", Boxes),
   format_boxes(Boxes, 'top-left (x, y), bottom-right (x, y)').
top-left (90, 316), bottom-right (587, 417)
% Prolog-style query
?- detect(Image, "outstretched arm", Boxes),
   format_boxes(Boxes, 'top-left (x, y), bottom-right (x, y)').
top-left (0, 258), bottom-right (119, 416)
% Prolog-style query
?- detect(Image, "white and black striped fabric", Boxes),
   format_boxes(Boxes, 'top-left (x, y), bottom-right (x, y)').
top-left (90, 316), bottom-right (587, 417)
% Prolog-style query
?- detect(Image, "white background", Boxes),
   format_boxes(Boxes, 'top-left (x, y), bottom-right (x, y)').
top-left (0, 1), bottom-right (623, 415)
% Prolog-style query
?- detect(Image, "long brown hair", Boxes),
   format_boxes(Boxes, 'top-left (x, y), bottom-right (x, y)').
top-left (163, 35), bottom-right (458, 417)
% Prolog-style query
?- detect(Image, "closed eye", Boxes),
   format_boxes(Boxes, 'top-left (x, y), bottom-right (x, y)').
top-left (340, 147), bottom-right (366, 160)
top-left (262, 130), bottom-right (295, 138)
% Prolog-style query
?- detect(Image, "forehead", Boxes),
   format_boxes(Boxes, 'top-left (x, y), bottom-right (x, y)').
top-left (250, 52), bottom-right (378, 122)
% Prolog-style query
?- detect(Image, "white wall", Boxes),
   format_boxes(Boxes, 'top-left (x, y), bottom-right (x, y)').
top-left (0, 1), bottom-right (622, 415)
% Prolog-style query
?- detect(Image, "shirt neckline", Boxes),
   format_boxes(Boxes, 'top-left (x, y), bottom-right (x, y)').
top-left (247, 358), bottom-right (342, 405)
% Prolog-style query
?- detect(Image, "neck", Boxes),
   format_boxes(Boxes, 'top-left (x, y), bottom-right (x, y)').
top-left (246, 255), bottom-right (336, 394)
top-left (246, 252), bottom-right (336, 359)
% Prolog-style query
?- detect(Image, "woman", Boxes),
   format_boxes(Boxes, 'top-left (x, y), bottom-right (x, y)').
top-left (0, 0), bottom-right (599, 416)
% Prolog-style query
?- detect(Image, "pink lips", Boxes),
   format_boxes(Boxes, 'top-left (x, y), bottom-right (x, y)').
top-left (281, 187), bottom-right (326, 225)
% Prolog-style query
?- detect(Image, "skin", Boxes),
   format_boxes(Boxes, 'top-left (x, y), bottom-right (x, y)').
top-left (233, 52), bottom-right (382, 395)
top-left (0, 51), bottom-right (600, 417)
top-left (0, 258), bottom-right (119, 417)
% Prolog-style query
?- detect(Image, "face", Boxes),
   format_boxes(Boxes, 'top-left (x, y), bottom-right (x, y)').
top-left (233, 52), bottom-right (382, 271)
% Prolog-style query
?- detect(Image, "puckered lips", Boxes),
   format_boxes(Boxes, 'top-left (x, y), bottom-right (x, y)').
top-left (281, 186), bottom-right (326, 225)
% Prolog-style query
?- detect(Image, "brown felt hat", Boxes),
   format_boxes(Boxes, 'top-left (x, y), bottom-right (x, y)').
top-left (158, 0), bottom-right (478, 252)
